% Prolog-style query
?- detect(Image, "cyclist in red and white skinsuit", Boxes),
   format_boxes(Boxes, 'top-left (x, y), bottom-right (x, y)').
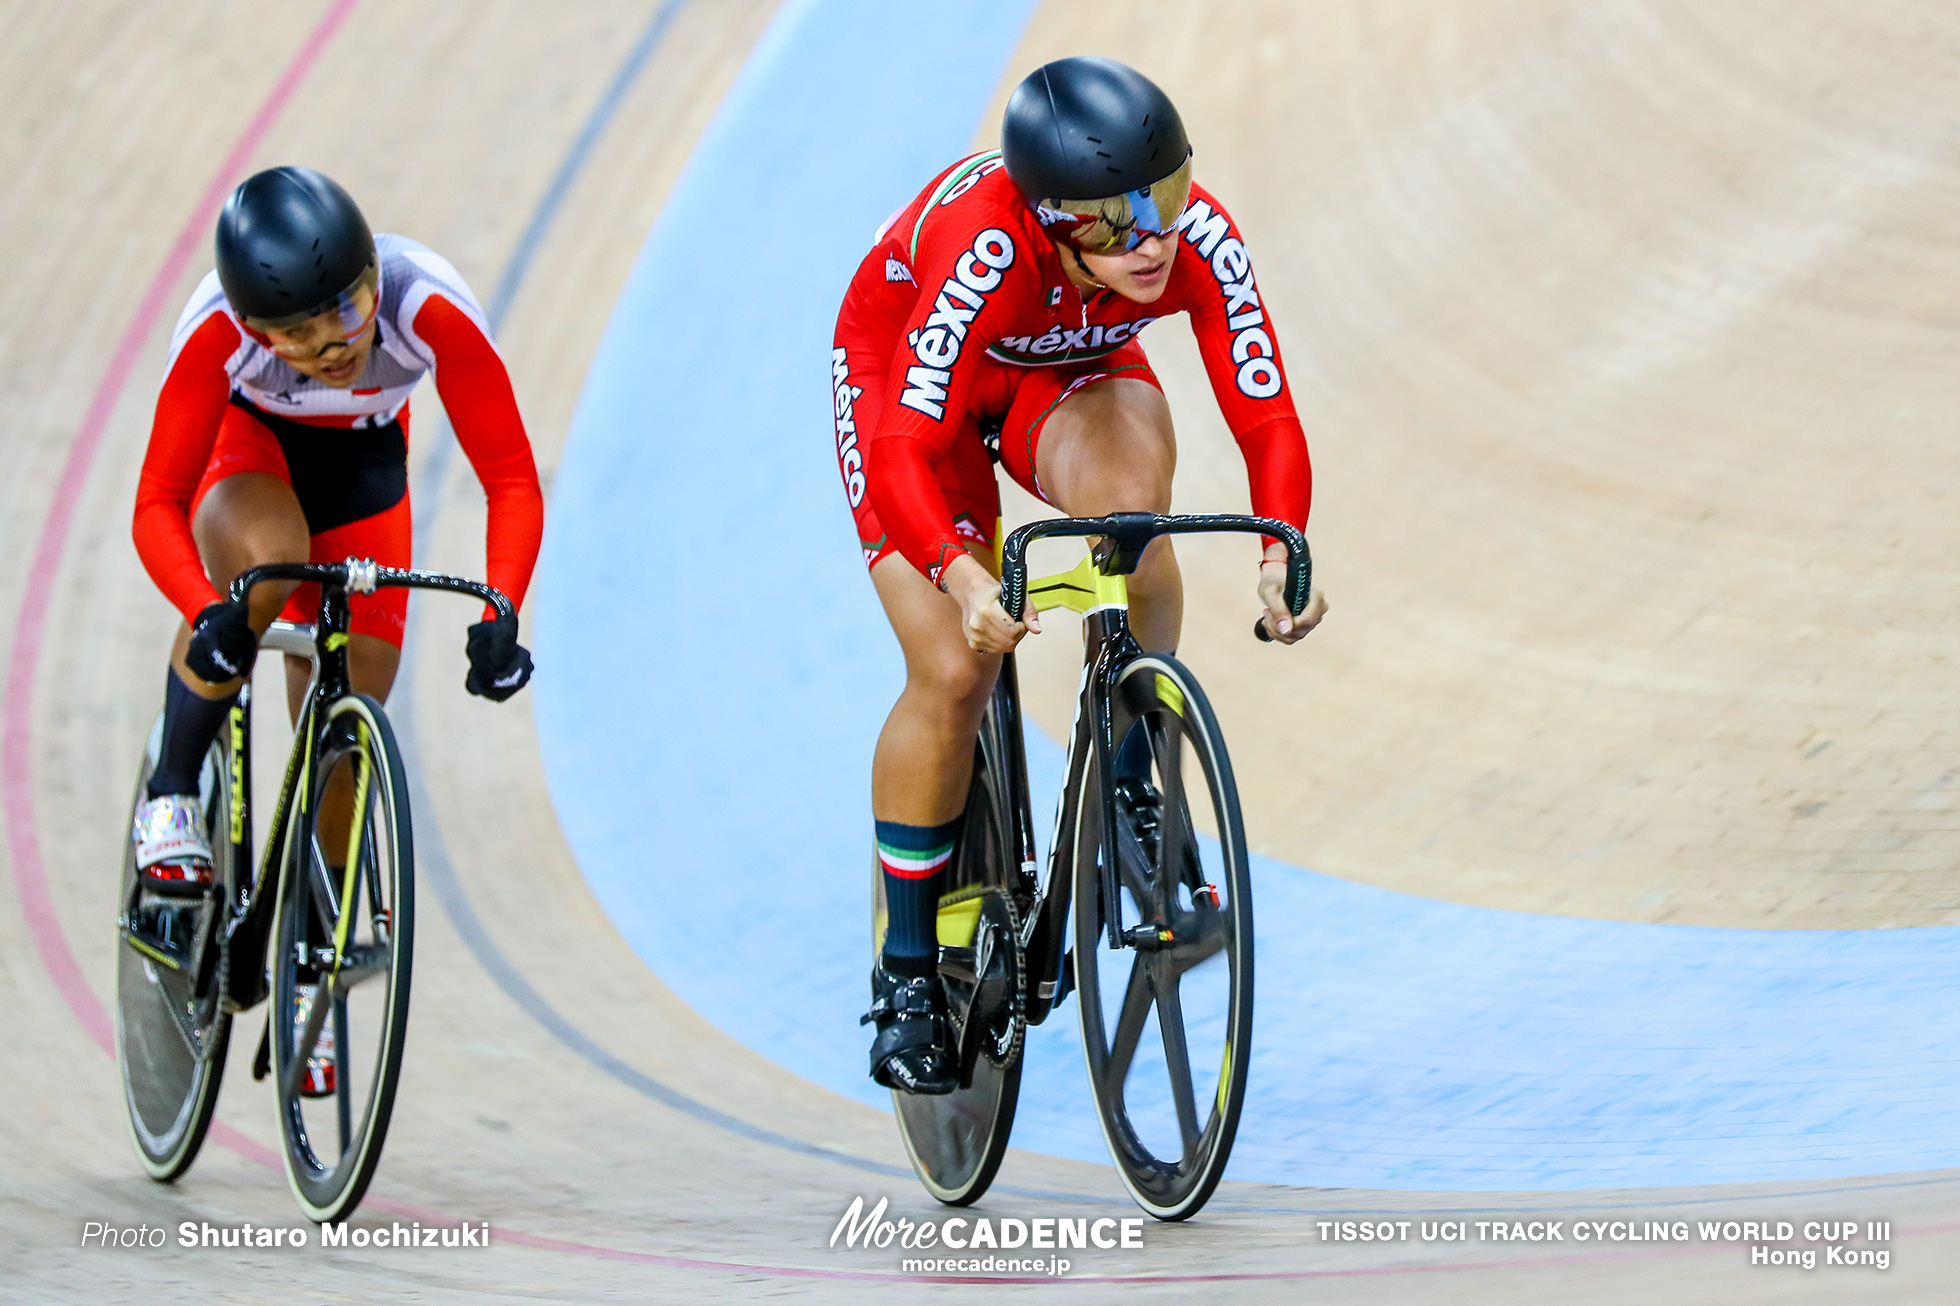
top-left (131, 168), bottom-right (541, 1097)
top-left (838, 59), bottom-right (1327, 1094)
top-left (130, 167), bottom-right (540, 889)
top-left (136, 239), bottom-right (540, 657)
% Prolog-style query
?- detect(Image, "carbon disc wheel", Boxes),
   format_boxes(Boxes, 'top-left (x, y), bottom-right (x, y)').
top-left (116, 708), bottom-right (237, 1181)
top-left (887, 716), bottom-right (1026, 1205)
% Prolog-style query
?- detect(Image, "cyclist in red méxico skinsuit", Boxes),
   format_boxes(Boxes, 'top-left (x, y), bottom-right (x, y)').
top-left (837, 58), bottom-right (1327, 1093)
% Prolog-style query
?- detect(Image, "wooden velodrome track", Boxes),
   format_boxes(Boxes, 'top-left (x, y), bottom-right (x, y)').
top-left (4, 1), bottom-right (1958, 1300)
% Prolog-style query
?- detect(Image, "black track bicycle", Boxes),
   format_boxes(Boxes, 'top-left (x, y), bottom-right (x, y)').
top-left (115, 558), bottom-right (515, 1223)
top-left (882, 511), bottom-right (1309, 1221)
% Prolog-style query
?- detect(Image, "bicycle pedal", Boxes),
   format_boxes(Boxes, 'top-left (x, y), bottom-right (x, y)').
top-left (120, 917), bottom-right (192, 972)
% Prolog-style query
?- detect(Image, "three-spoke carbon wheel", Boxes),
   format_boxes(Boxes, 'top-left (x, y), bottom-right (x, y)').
top-left (1070, 655), bottom-right (1252, 1221)
top-left (271, 694), bottom-right (414, 1223)
top-left (116, 711), bottom-right (237, 1181)
top-left (890, 717), bottom-right (1026, 1205)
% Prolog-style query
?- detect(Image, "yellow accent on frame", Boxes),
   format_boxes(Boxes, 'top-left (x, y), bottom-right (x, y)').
top-left (325, 632), bottom-right (349, 652)
top-left (299, 728), bottom-right (312, 813)
top-left (331, 720), bottom-right (372, 970)
top-left (1029, 550), bottom-right (1129, 614)
top-left (228, 706), bottom-right (246, 844)
top-left (1155, 672), bottom-right (1185, 717)
top-left (937, 896), bottom-right (985, 947)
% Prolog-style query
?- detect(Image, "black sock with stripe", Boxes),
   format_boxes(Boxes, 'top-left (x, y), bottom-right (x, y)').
top-left (877, 815), bottom-right (964, 977)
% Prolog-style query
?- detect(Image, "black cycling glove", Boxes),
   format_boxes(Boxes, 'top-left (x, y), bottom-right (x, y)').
top-left (185, 601), bottom-right (258, 683)
top-left (465, 618), bottom-right (533, 702)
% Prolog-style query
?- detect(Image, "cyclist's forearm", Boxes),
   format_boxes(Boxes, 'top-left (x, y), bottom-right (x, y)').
top-left (420, 294), bottom-right (544, 612)
top-left (941, 551), bottom-right (998, 608)
top-left (133, 500), bottom-right (222, 624)
top-left (133, 316), bottom-right (236, 623)
top-left (1234, 414), bottom-right (1312, 531)
top-left (478, 483), bottom-right (543, 615)
top-left (867, 433), bottom-right (970, 588)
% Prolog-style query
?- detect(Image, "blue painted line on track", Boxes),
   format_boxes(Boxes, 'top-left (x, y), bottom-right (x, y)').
top-left (481, 1), bottom-right (689, 336)
top-left (390, 0), bottom-right (918, 1186)
top-left (414, 0), bottom-right (690, 518)
top-left (534, 0), bottom-right (1960, 1191)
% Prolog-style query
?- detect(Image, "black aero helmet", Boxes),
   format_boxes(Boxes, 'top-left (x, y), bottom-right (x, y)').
top-left (214, 166), bottom-right (378, 330)
top-left (1001, 57), bottom-right (1193, 254)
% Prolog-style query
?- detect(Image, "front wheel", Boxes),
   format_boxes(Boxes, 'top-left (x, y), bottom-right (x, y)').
top-left (1070, 655), bottom-right (1252, 1221)
top-left (271, 694), bottom-right (414, 1223)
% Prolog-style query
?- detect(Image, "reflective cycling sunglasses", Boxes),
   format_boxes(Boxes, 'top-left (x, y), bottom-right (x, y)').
top-left (1032, 154), bottom-right (1193, 256)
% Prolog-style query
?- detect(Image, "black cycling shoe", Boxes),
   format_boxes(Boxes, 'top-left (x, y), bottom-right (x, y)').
top-left (1114, 775), bottom-right (1164, 867)
top-left (862, 966), bottom-right (958, 1095)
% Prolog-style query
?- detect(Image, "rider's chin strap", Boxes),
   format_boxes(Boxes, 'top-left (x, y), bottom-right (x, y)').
top-left (1071, 248), bottom-right (1108, 291)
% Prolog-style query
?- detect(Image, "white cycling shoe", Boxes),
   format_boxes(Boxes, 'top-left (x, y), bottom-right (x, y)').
top-left (131, 793), bottom-right (215, 897)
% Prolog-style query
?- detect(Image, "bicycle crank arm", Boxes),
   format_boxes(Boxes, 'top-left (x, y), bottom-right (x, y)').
top-left (329, 945), bottom-right (390, 991)
top-left (937, 945), bottom-right (980, 986)
top-left (252, 1012), bottom-right (272, 1082)
top-left (120, 918), bottom-right (190, 971)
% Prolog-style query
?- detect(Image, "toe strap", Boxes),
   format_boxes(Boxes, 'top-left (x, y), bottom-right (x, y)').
top-left (868, 1009), bottom-right (941, 1074)
top-left (864, 973), bottom-right (947, 1077)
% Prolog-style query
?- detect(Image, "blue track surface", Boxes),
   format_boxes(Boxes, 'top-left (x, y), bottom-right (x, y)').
top-left (533, 0), bottom-right (1960, 1191)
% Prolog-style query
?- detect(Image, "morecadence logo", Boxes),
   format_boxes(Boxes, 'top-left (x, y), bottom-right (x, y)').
top-left (829, 1195), bottom-right (1142, 1278)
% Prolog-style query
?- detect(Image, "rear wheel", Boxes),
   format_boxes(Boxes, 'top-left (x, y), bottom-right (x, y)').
top-left (116, 707), bottom-right (237, 1181)
top-left (1070, 655), bottom-right (1252, 1221)
top-left (886, 712), bottom-right (1025, 1205)
top-left (271, 694), bottom-right (414, 1223)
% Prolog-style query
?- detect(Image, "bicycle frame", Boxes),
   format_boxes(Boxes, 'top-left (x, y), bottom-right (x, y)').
top-left (207, 559), bottom-right (514, 1014)
top-left (992, 512), bottom-right (1309, 1027)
